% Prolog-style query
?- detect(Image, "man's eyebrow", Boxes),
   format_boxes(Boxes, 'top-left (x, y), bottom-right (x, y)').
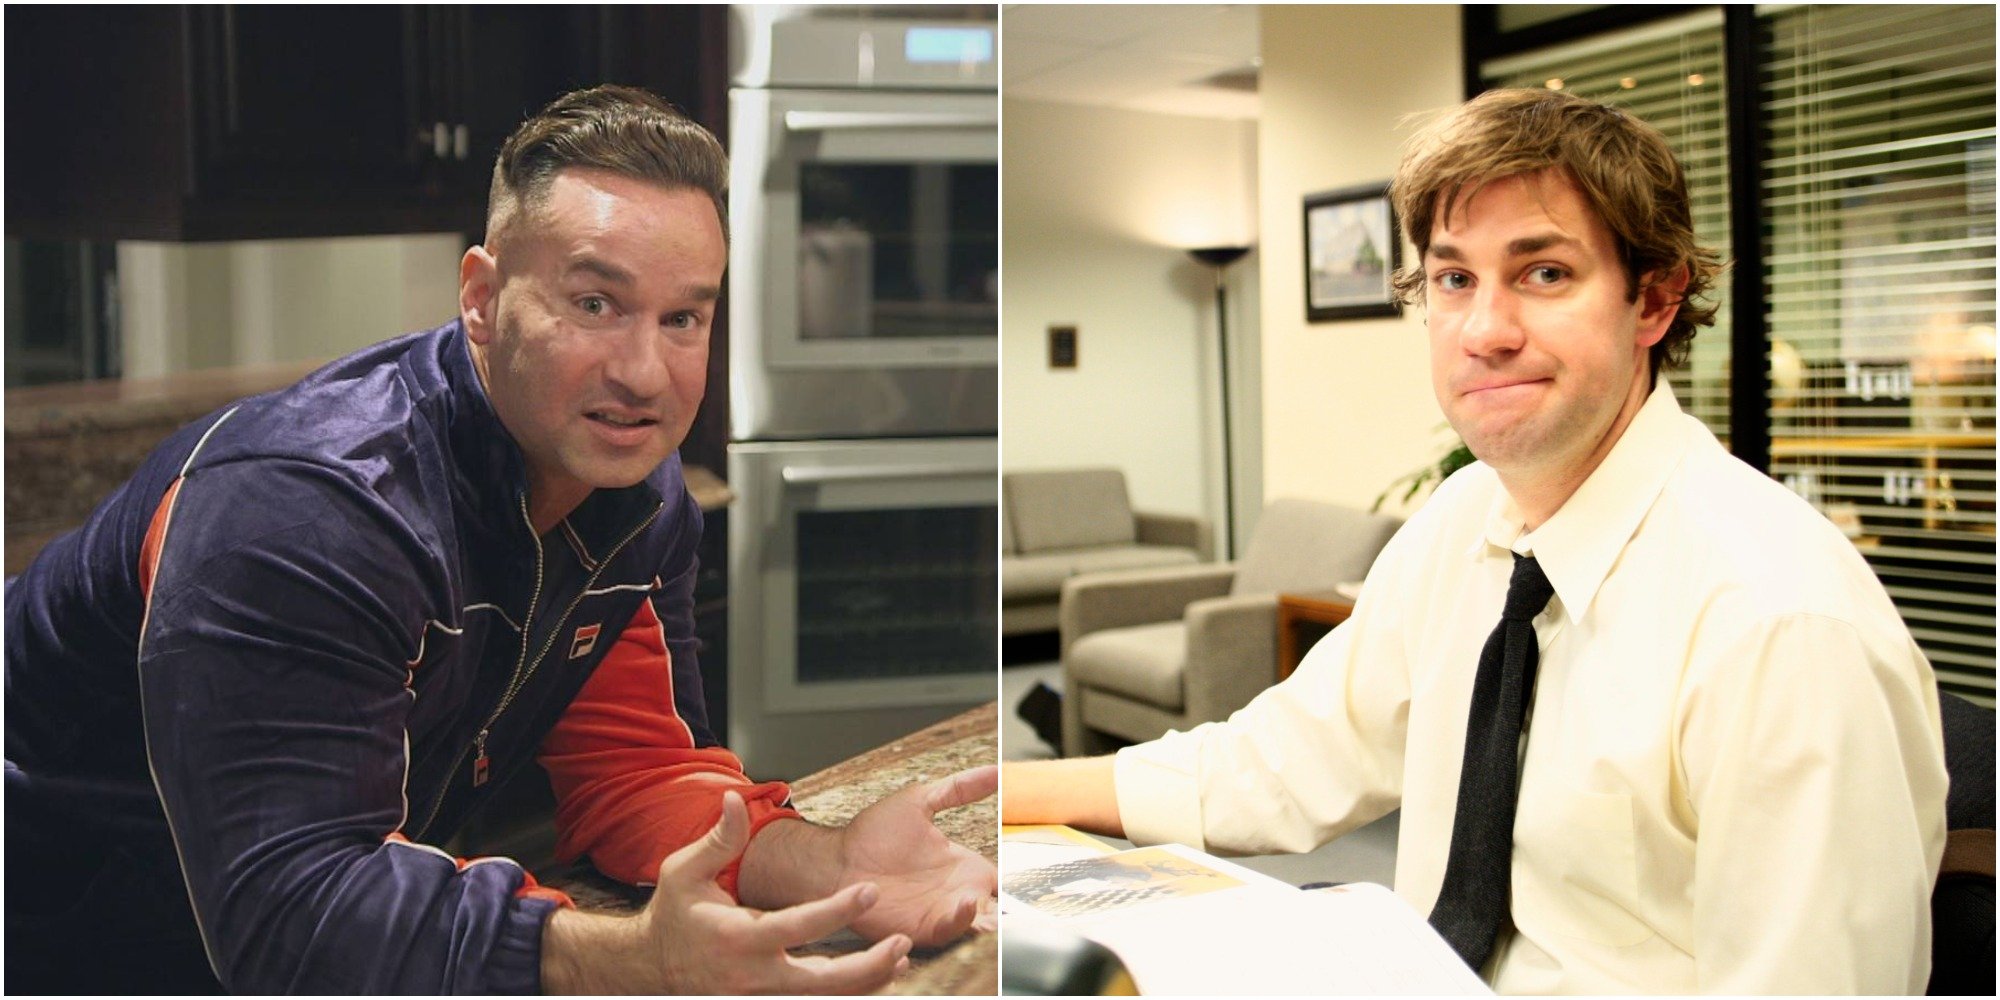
top-left (685, 284), bottom-right (723, 303)
top-left (1425, 233), bottom-right (1583, 261)
top-left (1506, 233), bottom-right (1583, 257)
top-left (562, 256), bottom-right (635, 286)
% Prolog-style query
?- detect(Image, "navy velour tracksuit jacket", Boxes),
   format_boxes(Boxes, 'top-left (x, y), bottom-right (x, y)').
top-left (4, 320), bottom-right (795, 992)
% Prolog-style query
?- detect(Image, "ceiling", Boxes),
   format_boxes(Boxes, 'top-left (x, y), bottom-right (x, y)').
top-left (1001, 4), bottom-right (1261, 120)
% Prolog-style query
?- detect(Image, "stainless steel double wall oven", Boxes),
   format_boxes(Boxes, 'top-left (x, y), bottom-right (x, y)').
top-left (725, 7), bottom-right (998, 779)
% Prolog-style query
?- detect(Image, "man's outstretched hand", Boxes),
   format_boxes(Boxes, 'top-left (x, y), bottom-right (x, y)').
top-left (541, 791), bottom-right (913, 994)
top-left (836, 765), bottom-right (999, 947)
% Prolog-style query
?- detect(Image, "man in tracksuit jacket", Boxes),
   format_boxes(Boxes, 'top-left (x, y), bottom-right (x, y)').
top-left (4, 86), bottom-right (995, 994)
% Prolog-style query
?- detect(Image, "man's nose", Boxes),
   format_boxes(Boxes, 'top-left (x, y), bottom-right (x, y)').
top-left (1458, 284), bottom-right (1527, 357)
top-left (604, 321), bottom-right (673, 399)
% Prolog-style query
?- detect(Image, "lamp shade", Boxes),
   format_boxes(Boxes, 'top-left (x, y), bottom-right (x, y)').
top-left (1188, 245), bottom-right (1251, 268)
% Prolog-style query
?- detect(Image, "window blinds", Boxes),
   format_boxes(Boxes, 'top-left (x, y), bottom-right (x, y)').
top-left (1483, 10), bottom-right (1735, 439)
top-left (1760, 3), bottom-right (1996, 701)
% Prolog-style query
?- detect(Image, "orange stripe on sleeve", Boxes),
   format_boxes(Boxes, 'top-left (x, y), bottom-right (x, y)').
top-left (382, 833), bottom-right (576, 908)
top-left (513, 879), bottom-right (577, 909)
top-left (138, 477), bottom-right (187, 601)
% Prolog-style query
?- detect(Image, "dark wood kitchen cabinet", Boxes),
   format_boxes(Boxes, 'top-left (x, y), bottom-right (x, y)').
top-left (186, 8), bottom-right (444, 206)
top-left (5, 5), bottom-right (727, 241)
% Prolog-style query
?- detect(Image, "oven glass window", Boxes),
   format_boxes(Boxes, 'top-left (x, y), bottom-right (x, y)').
top-left (797, 162), bottom-right (997, 341)
top-left (794, 504), bottom-right (997, 683)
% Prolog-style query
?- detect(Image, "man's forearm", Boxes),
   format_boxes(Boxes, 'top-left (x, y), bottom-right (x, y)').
top-left (535, 821), bottom-right (850, 992)
top-left (736, 815), bottom-right (845, 910)
top-left (1000, 757), bottom-right (1124, 837)
top-left (541, 907), bottom-right (652, 993)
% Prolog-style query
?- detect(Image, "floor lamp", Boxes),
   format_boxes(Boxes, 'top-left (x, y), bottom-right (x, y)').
top-left (1188, 245), bottom-right (1250, 560)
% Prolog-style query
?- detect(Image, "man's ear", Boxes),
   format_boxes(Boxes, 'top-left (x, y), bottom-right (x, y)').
top-left (1634, 265), bottom-right (1689, 349)
top-left (460, 245), bottom-right (500, 344)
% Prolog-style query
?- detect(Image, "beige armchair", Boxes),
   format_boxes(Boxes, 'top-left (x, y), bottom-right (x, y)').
top-left (1059, 499), bottom-right (1403, 756)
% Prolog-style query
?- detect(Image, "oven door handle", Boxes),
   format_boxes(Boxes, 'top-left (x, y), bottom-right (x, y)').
top-left (782, 111), bottom-right (998, 132)
top-left (780, 463), bottom-right (992, 486)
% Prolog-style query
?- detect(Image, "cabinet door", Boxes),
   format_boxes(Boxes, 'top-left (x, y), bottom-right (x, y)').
top-left (458, 8), bottom-right (601, 180)
top-left (186, 6), bottom-right (431, 200)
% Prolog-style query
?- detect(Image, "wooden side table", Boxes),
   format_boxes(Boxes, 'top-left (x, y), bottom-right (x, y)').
top-left (1275, 590), bottom-right (1356, 681)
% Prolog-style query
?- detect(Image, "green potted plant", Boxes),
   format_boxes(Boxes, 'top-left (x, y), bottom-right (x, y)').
top-left (1373, 431), bottom-right (1476, 512)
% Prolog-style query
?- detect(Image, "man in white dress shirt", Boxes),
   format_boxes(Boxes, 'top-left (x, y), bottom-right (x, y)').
top-left (1002, 88), bottom-right (1948, 994)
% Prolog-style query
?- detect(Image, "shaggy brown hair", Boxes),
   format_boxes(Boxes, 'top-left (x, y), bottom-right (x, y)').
top-left (486, 85), bottom-right (728, 247)
top-left (1390, 88), bottom-right (1722, 376)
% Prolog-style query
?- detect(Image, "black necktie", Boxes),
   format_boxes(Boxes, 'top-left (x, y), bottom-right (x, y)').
top-left (1428, 553), bottom-right (1556, 973)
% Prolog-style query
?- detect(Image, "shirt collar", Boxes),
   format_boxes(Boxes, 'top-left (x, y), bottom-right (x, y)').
top-left (1470, 381), bottom-right (1697, 624)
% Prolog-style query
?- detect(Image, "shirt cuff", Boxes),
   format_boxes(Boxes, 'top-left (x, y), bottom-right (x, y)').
top-left (494, 892), bottom-right (563, 994)
top-left (1114, 730), bottom-right (1208, 849)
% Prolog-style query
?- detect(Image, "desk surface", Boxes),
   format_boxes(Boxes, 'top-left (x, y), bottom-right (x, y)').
top-left (542, 703), bottom-right (998, 995)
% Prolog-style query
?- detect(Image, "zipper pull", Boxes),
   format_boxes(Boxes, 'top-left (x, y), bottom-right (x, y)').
top-left (472, 729), bottom-right (491, 788)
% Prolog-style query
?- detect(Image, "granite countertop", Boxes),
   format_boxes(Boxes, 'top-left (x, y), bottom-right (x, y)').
top-left (5, 361), bottom-right (324, 436)
top-left (543, 703), bottom-right (998, 995)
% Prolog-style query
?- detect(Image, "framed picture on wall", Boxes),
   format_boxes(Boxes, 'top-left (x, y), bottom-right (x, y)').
top-left (1303, 183), bottom-right (1401, 322)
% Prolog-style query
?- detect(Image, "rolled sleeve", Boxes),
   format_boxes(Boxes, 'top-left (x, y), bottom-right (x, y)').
top-left (1115, 732), bottom-right (1209, 849)
top-left (1109, 579), bottom-right (1412, 858)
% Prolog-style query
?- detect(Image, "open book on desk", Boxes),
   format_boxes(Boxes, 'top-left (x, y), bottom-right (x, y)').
top-left (1000, 831), bottom-right (1490, 996)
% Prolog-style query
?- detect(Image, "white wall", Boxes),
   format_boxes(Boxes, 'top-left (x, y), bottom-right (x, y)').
top-left (118, 234), bottom-right (465, 379)
top-left (1256, 5), bottom-right (1463, 516)
top-left (1002, 97), bottom-right (1260, 545)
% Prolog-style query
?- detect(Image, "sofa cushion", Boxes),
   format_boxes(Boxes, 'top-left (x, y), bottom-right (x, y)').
top-left (1002, 602), bottom-right (1060, 636)
top-left (1069, 621), bottom-right (1187, 710)
top-left (1007, 469), bottom-right (1135, 553)
top-left (1232, 499), bottom-right (1403, 597)
top-left (1001, 552), bottom-right (1077, 602)
top-left (1067, 544), bottom-right (1202, 577)
top-left (1000, 545), bottom-right (1202, 603)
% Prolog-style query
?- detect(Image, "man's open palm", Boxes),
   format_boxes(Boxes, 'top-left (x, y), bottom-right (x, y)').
top-left (838, 766), bottom-right (999, 947)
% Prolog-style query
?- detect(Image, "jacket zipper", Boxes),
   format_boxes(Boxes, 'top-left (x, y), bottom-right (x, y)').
top-left (412, 496), bottom-right (664, 840)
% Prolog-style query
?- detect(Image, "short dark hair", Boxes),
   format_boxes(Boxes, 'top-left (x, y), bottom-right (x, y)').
top-left (1391, 88), bottom-right (1722, 377)
top-left (487, 84), bottom-right (728, 245)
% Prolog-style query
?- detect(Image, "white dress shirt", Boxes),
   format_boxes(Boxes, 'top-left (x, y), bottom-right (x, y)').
top-left (1114, 384), bottom-right (1948, 994)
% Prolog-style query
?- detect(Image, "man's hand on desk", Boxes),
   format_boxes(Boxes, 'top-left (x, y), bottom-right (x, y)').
top-left (740, 765), bottom-right (1000, 948)
top-left (541, 791), bottom-right (913, 994)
